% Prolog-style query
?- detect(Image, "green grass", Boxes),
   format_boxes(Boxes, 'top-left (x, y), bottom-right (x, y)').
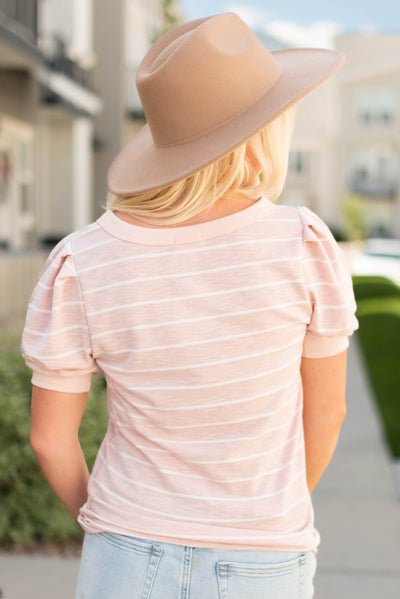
top-left (352, 276), bottom-right (400, 457)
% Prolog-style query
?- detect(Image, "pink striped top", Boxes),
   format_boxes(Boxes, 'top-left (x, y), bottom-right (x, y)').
top-left (21, 196), bottom-right (359, 551)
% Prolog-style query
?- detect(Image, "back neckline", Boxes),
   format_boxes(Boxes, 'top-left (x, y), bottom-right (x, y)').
top-left (97, 195), bottom-right (275, 245)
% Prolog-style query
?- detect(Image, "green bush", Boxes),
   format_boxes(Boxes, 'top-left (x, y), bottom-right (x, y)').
top-left (0, 334), bottom-right (108, 548)
top-left (327, 224), bottom-right (346, 242)
top-left (352, 277), bottom-right (400, 458)
top-left (352, 275), bottom-right (400, 302)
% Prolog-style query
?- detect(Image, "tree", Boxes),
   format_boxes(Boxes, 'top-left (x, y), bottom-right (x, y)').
top-left (342, 191), bottom-right (367, 242)
top-left (151, 0), bottom-right (184, 43)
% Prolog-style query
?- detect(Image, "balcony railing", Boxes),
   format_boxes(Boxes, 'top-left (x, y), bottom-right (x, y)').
top-left (39, 34), bottom-right (95, 92)
top-left (0, 0), bottom-right (37, 43)
top-left (350, 173), bottom-right (398, 199)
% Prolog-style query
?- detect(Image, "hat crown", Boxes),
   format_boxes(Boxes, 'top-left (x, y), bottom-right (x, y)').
top-left (136, 13), bottom-right (282, 147)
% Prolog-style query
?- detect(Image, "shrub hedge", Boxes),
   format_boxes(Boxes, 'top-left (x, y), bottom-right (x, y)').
top-left (352, 275), bottom-right (400, 301)
top-left (352, 276), bottom-right (400, 458)
top-left (0, 334), bottom-right (108, 548)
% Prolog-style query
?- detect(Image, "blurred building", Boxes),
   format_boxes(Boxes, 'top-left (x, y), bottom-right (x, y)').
top-left (281, 33), bottom-right (400, 239)
top-left (337, 34), bottom-right (400, 237)
top-left (0, 0), bottom-right (177, 249)
top-left (0, 0), bottom-right (101, 253)
top-left (93, 0), bottom-right (166, 219)
top-left (0, 0), bottom-right (169, 330)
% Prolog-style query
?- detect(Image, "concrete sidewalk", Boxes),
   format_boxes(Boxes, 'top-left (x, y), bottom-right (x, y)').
top-left (1, 335), bottom-right (399, 598)
top-left (312, 334), bottom-right (400, 598)
top-left (0, 553), bottom-right (79, 599)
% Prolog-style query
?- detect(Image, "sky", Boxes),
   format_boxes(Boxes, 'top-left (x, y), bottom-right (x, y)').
top-left (180, 0), bottom-right (400, 47)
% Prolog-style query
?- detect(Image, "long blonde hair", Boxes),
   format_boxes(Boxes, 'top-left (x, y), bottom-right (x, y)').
top-left (107, 103), bottom-right (297, 226)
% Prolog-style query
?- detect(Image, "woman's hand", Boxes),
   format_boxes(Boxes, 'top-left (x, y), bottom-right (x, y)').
top-left (29, 385), bottom-right (90, 523)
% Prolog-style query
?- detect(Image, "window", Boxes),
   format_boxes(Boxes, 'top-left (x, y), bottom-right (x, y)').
top-left (288, 151), bottom-right (307, 175)
top-left (349, 148), bottom-right (397, 198)
top-left (358, 90), bottom-right (395, 125)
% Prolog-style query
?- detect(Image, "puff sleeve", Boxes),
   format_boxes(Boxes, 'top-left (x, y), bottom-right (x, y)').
top-left (298, 206), bottom-right (359, 358)
top-left (21, 239), bottom-right (100, 392)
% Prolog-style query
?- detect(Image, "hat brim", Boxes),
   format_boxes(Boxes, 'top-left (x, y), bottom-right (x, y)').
top-left (107, 47), bottom-right (345, 195)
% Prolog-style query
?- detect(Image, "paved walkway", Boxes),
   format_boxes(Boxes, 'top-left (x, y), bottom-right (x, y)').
top-left (1, 335), bottom-right (399, 598)
top-left (312, 333), bottom-right (400, 598)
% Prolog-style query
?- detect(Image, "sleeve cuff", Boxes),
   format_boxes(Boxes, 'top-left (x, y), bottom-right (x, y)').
top-left (31, 371), bottom-right (93, 393)
top-left (302, 333), bottom-right (350, 358)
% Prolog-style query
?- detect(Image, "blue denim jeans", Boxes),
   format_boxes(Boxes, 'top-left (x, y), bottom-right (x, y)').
top-left (75, 531), bottom-right (318, 598)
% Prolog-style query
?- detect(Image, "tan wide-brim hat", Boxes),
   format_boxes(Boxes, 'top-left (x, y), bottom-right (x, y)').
top-left (107, 12), bottom-right (345, 196)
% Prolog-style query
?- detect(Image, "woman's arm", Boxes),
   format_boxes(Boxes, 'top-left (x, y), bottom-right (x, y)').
top-left (30, 385), bottom-right (90, 523)
top-left (301, 349), bottom-right (348, 494)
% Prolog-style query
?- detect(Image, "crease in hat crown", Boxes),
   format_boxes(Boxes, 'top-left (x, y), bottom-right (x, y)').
top-left (136, 12), bottom-right (283, 148)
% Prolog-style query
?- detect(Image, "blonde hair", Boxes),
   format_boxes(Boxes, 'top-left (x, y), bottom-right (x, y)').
top-left (107, 103), bottom-right (297, 226)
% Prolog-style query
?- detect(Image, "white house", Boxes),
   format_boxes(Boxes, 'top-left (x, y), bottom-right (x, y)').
top-left (281, 32), bottom-right (400, 238)
top-left (0, 0), bottom-right (102, 253)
